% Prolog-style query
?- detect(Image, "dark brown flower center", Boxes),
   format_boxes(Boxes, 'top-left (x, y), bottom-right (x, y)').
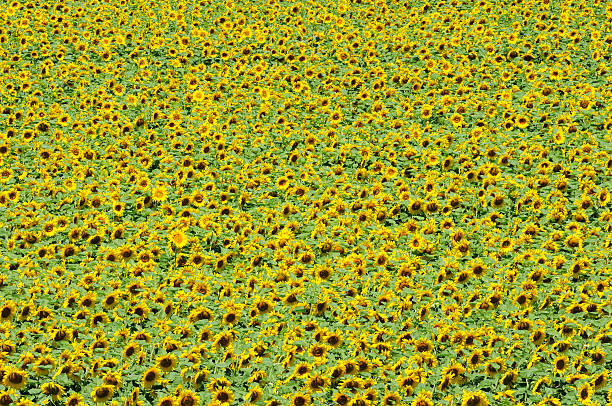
top-left (96, 388), bottom-right (110, 398)
top-left (1, 307), bottom-right (11, 318)
top-left (8, 373), bottom-right (23, 384)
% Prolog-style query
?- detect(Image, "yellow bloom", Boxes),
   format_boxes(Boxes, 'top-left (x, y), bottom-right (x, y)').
top-left (553, 355), bottom-right (569, 375)
top-left (553, 129), bottom-right (565, 144)
top-left (0, 300), bottom-right (16, 321)
top-left (142, 367), bottom-right (162, 390)
top-left (178, 390), bottom-right (200, 406)
top-left (152, 185), bottom-right (169, 202)
top-left (169, 229), bottom-right (189, 248)
top-left (41, 382), bottom-right (65, 401)
top-left (2, 367), bottom-right (27, 390)
top-left (411, 390), bottom-right (434, 406)
top-left (64, 393), bottom-right (85, 406)
top-left (156, 354), bottom-right (178, 373)
top-left (461, 390), bottom-right (489, 406)
top-left (91, 384), bottom-right (114, 403)
top-left (0, 390), bottom-right (16, 406)
top-left (212, 388), bottom-right (234, 405)
top-left (157, 395), bottom-right (177, 406)
top-left (450, 113), bottom-right (464, 128)
top-left (515, 114), bottom-right (530, 129)
top-left (192, 89), bottom-right (205, 103)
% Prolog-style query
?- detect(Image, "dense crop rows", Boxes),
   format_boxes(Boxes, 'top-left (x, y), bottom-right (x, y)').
top-left (0, 0), bottom-right (611, 405)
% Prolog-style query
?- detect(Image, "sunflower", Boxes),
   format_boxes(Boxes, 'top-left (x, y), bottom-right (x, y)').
top-left (414, 339), bottom-right (433, 353)
top-left (333, 392), bottom-right (351, 405)
top-left (315, 266), bottom-right (332, 281)
top-left (42, 221), bottom-right (56, 237)
top-left (254, 299), bottom-right (273, 315)
top-left (177, 389), bottom-right (200, 406)
top-left (490, 194), bottom-right (505, 208)
top-left (65, 393), bottom-right (86, 406)
top-left (442, 362), bottom-right (466, 385)
top-left (169, 229), bottom-right (189, 249)
top-left (455, 240), bottom-right (470, 256)
top-left (91, 385), bottom-right (114, 403)
top-left (61, 244), bottom-right (78, 258)
top-left (532, 376), bottom-right (550, 395)
top-left (449, 113), bottom-right (464, 128)
top-left (32, 355), bottom-right (56, 376)
top-left (596, 187), bottom-right (611, 206)
top-left (0, 301), bottom-right (16, 321)
top-left (329, 109), bottom-right (342, 123)
top-left (90, 312), bottom-right (110, 327)
top-left (306, 373), bottom-right (328, 392)
top-left (467, 350), bottom-right (484, 369)
top-left (308, 343), bottom-right (328, 358)
top-left (112, 201), bottom-right (125, 216)
top-left (158, 395), bottom-right (177, 406)
top-left (590, 349), bottom-right (605, 365)
top-left (576, 382), bottom-right (593, 403)
top-left (218, 308), bottom-right (238, 325)
top-left (411, 390), bottom-right (434, 406)
top-left (156, 354), bottom-right (178, 373)
top-left (552, 129), bottom-right (565, 144)
top-left (119, 245), bottom-right (135, 261)
top-left (591, 371), bottom-right (607, 390)
top-left (142, 367), bottom-right (162, 389)
top-left (381, 392), bottom-right (401, 406)
top-left (293, 362), bottom-right (310, 378)
top-left (123, 342), bottom-right (140, 358)
top-left (325, 332), bottom-right (343, 348)
top-left (102, 292), bottom-right (120, 310)
top-left (0, 391), bottom-right (14, 406)
top-left (41, 382), bottom-right (65, 401)
top-left (500, 369), bottom-right (518, 386)
top-left (214, 256), bottom-right (227, 271)
top-left (375, 251), bottom-right (388, 267)
top-left (460, 390), bottom-right (489, 406)
top-left (212, 388), bottom-right (234, 405)
top-left (456, 271), bottom-right (470, 284)
top-left (192, 369), bottom-right (209, 390)
top-left (2, 367), bottom-right (27, 390)
top-left (515, 114), bottom-right (530, 129)
top-left (531, 329), bottom-right (546, 346)
top-left (192, 89), bottom-right (205, 103)
top-left (553, 355), bottom-right (569, 375)
top-left (289, 393), bottom-right (311, 406)
top-left (537, 396), bottom-right (562, 406)
top-left (396, 373), bottom-right (419, 394)
top-left (407, 199), bottom-right (423, 215)
top-left (152, 185), bottom-right (169, 202)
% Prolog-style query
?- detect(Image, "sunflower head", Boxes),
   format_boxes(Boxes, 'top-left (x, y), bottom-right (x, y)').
top-left (91, 384), bottom-right (114, 404)
top-left (178, 390), bottom-right (201, 406)
top-left (41, 382), bottom-right (65, 400)
top-left (157, 354), bottom-right (178, 372)
top-left (0, 301), bottom-right (16, 321)
top-left (2, 367), bottom-right (27, 390)
top-left (290, 393), bottom-right (311, 406)
top-left (142, 367), bottom-right (162, 389)
top-left (169, 229), bottom-right (189, 249)
top-left (65, 393), bottom-right (85, 406)
top-left (158, 395), bottom-right (177, 406)
top-left (212, 388), bottom-right (234, 405)
top-left (460, 390), bottom-right (489, 406)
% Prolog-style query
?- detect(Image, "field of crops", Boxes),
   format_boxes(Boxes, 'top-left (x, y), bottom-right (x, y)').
top-left (0, 0), bottom-right (611, 405)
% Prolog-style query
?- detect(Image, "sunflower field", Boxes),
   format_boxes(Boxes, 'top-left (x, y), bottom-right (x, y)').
top-left (0, 0), bottom-right (611, 405)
